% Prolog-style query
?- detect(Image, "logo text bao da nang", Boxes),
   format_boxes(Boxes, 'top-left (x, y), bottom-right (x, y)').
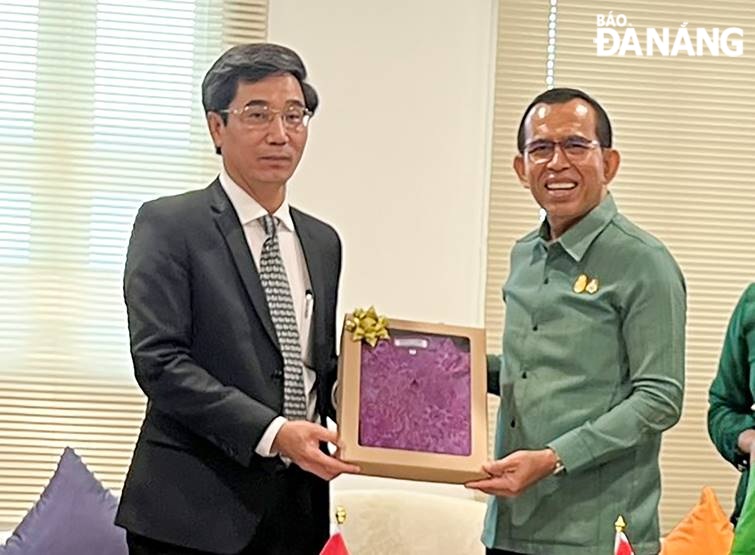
top-left (594, 12), bottom-right (744, 57)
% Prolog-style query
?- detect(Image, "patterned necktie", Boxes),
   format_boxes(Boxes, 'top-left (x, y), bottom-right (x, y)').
top-left (258, 214), bottom-right (308, 420)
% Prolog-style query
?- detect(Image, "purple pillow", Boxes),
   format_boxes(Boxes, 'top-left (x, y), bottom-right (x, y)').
top-left (0, 447), bottom-right (127, 555)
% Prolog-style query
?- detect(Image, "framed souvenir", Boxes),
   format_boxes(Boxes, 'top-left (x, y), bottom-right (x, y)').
top-left (337, 309), bottom-right (487, 483)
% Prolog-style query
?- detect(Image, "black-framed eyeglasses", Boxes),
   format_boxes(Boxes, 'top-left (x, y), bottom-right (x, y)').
top-left (524, 137), bottom-right (602, 163)
top-left (218, 103), bottom-right (313, 131)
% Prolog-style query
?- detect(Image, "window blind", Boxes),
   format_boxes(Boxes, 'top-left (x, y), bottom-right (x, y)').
top-left (0, 0), bottom-right (268, 531)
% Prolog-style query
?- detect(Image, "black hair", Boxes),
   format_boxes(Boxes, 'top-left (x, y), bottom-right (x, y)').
top-left (516, 88), bottom-right (612, 152)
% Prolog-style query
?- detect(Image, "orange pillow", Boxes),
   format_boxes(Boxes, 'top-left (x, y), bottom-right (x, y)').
top-left (660, 487), bottom-right (734, 555)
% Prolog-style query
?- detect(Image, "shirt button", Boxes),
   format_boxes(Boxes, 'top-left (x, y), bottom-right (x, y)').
top-left (510, 419), bottom-right (516, 428)
top-left (543, 277), bottom-right (549, 284)
top-left (521, 371), bottom-right (527, 379)
top-left (532, 324), bottom-right (538, 331)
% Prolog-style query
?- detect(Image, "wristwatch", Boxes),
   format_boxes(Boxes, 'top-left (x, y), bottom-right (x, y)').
top-left (552, 451), bottom-right (565, 475)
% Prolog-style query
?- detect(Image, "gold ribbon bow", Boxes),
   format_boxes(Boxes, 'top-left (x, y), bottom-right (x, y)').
top-left (345, 307), bottom-right (390, 347)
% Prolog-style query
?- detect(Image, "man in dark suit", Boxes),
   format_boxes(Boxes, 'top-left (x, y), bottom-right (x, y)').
top-left (115, 43), bottom-right (359, 555)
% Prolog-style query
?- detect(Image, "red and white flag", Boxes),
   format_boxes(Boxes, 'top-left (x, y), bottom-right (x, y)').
top-left (614, 530), bottom-right (635, 555)
top-left (319, 531), bottom-right (350, 555)
top-left (613, 515), bottom-right (635, 555)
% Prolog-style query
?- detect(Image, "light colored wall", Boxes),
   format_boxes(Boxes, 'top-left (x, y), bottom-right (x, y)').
top-left (268, 0), bottom-right (498, 495)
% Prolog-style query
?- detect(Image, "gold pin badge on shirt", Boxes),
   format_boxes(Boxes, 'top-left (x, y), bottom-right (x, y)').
top-left (586, 277), bottom-right (599, 294)
top-left (573, 274), bottom-right (588, 293)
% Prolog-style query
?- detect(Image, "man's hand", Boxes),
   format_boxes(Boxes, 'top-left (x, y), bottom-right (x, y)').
top-left (465, 448), bottom-right (558, 497)
top-left (737, 429), bottom-right (755, 455)
top-left (272, 421), bottom-right (360, 481)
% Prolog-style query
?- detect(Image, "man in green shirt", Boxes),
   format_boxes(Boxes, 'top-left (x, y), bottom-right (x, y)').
top-left (466, 88), bottom-right (686, 555)
top-left (708, 283), bottom-right (755, 525)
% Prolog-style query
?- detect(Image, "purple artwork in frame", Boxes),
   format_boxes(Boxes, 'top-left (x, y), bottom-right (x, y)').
top-left (358, 329), bottom-right (471, 455)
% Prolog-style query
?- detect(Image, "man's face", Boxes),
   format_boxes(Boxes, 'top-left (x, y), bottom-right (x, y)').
top-left (208, 73), bottom-right (308, 190)
top-left (514, 99), bottom-right (620, 238)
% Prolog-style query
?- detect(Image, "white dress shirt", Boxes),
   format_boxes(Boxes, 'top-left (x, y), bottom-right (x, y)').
top-left (219, 168), bottom-right (317, 458)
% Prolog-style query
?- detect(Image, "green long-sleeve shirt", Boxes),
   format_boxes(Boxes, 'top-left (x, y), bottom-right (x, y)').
top-left (708, 283), bottom-right (755, 524)
top-left (484, 194), bottom-right (686, 555)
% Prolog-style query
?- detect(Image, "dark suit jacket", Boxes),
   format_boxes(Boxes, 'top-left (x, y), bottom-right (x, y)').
top-left (115, 179), bottom-right (341, 553)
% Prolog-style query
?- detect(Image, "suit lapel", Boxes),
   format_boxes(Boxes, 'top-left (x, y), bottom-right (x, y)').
top-left (291, 207), bottom-right (327, 372)
top-left (209, 180), bottom-right (280, 351)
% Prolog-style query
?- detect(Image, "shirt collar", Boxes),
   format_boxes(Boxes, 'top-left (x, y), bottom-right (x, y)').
top-left (538, 193), bottom-right (618, 262)
top-left (218, 165), bottom-right (294, 232)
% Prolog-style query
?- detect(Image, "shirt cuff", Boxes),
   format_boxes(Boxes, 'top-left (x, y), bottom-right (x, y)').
top-left (735, 448), bottom-right (750, 472)
top-left (728, 425), bottom-right (755, 470)
top-left (547, 431), bottom-right (594, 475)
top-left (255, 416), bottom-right (287, 457)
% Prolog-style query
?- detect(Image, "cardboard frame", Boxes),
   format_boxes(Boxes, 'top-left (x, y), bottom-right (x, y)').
top-left (337, 316), bottom-right (488, 483)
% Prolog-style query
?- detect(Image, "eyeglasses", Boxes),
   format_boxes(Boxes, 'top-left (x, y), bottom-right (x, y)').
top-left (219, 104), bottom-right (313, 131)
top-left (523, 137), bottom-right (602, 163)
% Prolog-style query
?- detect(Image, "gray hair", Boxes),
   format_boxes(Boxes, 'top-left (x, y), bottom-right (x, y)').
top-left (202, 43), bottom-right (319, 122)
